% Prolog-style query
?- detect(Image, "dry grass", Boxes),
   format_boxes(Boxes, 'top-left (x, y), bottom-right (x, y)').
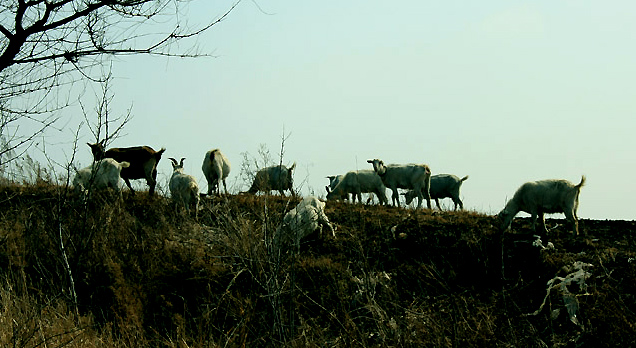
top-left (0, 182), bottom-right (634, 347)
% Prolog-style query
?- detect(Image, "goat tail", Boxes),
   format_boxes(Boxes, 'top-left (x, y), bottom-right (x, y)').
top-left (452, 175), bottom-right (469, 190)
top-left (577, 175), bottom-right (586, 189)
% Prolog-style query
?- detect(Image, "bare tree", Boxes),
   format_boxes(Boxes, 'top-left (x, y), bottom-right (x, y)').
top-left (82, 70), bottom-right (132, 147)
top-left (0, 0), bottom-right (239, 166)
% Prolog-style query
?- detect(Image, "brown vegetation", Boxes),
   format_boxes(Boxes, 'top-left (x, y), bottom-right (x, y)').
top-left (0, 182), bottom-right (634, 347)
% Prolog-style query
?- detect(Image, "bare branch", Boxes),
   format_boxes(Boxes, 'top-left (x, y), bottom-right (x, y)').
top-left (0, 0), bottom-right (240, 166)
top-left (82, 72), bottom-right (132, 147)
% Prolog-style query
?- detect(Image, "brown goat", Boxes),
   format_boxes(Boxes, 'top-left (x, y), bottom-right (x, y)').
top-left (87, 142), bottom-right (166, 195)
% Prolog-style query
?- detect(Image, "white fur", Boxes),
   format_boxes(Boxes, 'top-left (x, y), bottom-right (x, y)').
top-left (403, 174), bottom-right (469, 210)
top-left (498, 176), bottom-right (586, 236)
top-left (202, 149), bottom-right (231, 195)
top-left (367, 159), bottom-right (432, 208)
top-left (326, 169), bottom-right (387, 205)
top-left (73, 158), bottom-right (130, 194)
top-left (276, 196), bottom-right (335, 246)
top-left (169, 158), bottom-right (200, 217)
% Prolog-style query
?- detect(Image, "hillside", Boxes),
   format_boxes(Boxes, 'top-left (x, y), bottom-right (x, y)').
top-left (0, 183), bottom-right (634, 347)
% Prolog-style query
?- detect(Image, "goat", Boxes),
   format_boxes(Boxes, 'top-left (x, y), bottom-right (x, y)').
top-left (326, 174), bottom-right (376, 202)
top-left (202, 149), bottom-right (231, 195)
top-left (326, 175), bottom-right (344, 189)
top-left (367, 159), bottom-right (431, 208)
top-left (168, 157), bottom-right (200, 218)
top-left (247, 163), bottom-right (296, 196)
top-left (326, 169), bottom-right (388, 205)
top-left (326, 174), bottom-right (348, 200)
top-left (403, 174), bottom-right (469, 210)
top-left (87, 142), bottom-right (165, 195)
top-left (275, 196), bottom-right (335, 247)
top-left (73, 158), bottom-right (130, 195)
top-left (498, 176), bottom-right (586, 236)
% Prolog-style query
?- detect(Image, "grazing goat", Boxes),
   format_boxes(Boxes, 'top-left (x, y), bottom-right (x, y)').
top-left (202, 149), bottom-right (231, 195)
top-left (367, 159), bottom-right (431, 208)
top-left (247, 163), bottom-right (296, 196)
top-left (403, 174), bottom-right (469, 210)
top-left (326, 174), bottom-right (348, 200)
top-left (168, 158), bottom-right (200, 218)
top-left (498, 176), bottom-right (586, 236)
top-left (87, 142), bottom-right (165, 195)
top-left (275, 196), bottom-right (335, 247)
top-left (326, 170), bottom-right (388, 205)
top-left (326, 175), bottom-right (344, 189)
top-left (73, 158), bottom-right (130, 195)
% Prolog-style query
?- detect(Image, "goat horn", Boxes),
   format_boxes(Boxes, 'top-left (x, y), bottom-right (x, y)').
top-left (168, 157), bottom-right (178, 165)
top-left (180, 157), bottom-right (185, 167)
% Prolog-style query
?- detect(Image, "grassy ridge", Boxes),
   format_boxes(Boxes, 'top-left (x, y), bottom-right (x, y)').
top-left (0, 183), bottom-right (634, 347)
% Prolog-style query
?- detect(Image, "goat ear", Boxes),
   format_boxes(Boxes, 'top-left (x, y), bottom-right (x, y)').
top-left (325, 185), bottom-right (331, 193)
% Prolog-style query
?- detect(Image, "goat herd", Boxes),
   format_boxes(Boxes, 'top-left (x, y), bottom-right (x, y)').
top-left (72, 142), bottom-right (586, 245)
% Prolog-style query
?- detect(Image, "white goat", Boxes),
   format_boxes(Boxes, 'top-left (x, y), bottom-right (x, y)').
top-left (169, 157), bottom-right (200, 217)
top-left (403, 174), bottom-right (469, 210)
top-left (275, 196), bottom-right (335, 247)
top-left (367, 159), bottom-right (432, 208)
top-left (202, 148), bottom-right (231, 195)
top-left (498, 176), bottom-right (586, 236)
top-left (247, 163), bottom-right (296, 196)
top-left (326, 170), bottom-right (388, 205)
top-left (73, 158), bottom-right (130, 195)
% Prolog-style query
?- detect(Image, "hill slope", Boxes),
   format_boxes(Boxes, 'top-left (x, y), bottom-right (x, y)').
top-left (0, 184), bottom-right (634, 347)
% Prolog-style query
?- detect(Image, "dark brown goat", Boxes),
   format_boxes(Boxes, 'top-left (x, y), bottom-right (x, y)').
top-left (87, 142), bottom-right (166, 195)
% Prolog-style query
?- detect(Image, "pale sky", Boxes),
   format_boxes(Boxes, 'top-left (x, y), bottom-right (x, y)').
top-left (29, 1), bottom-right (636, 220)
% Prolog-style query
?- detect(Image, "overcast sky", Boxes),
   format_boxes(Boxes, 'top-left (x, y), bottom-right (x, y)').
top-left (32, 0), bottom-right (636, 220)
